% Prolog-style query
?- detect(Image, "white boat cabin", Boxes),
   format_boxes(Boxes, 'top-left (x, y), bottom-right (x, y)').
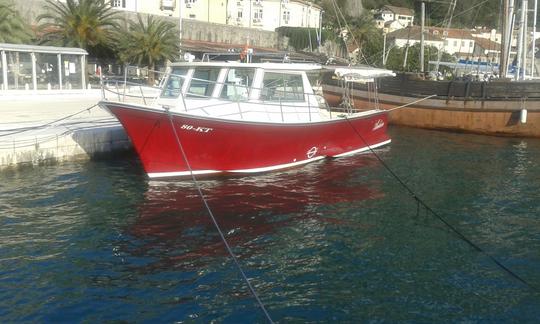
top-left (157, 62), bottom-right (326, 123)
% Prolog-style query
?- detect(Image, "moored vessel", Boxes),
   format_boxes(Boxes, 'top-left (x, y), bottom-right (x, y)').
top-left (99, 62), bottom-right (394, 178)
top-left (322, 73), bottom-right (540, 137)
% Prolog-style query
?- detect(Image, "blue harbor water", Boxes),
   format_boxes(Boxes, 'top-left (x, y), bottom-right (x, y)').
top-left (1, 126), bottom-right (539, 322)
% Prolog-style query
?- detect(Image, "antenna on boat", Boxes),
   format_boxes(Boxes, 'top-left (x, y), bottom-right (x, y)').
top-left (178, 1), bottom-right (183, 60)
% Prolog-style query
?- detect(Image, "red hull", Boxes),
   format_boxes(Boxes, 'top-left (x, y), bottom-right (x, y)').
top-left (101, 102), bottom-right (390, 178)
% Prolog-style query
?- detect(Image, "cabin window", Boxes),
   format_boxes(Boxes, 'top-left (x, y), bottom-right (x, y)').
top-left (260, 72), bottom-right (304, 101)
top-left (161, 67), bottom-right (188, 98)
top-left (220, 68), bottom-right (255, 100)
top-left (187, 67), bottom-right (221, 98)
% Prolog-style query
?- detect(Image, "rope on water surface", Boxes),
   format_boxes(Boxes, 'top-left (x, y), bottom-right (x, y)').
top-left (344, 117), bottom-right (539, 292)
top-left (165, 109), bottom-right (275, 324)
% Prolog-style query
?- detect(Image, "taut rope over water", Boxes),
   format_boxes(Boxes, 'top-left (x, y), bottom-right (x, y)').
top-left (0, 104), bottom-right (99, 138)
top-left (165, 110), bottom-right (274, 323)
top-left (344, 117), bottom-right (538, 293)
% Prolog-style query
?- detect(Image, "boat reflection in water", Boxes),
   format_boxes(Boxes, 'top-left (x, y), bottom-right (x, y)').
top-left (125, 156), bottom-right (385, 270)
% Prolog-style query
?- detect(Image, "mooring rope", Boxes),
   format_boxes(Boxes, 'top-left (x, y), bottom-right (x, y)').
top-left (165, 110), bottom-right (274, 323)
top-left (385, 95), bottom-right (438, 112)
top-left (0, 104), bottom-right (99, 138)
top-left (344, 117), bottom-right (538, 292)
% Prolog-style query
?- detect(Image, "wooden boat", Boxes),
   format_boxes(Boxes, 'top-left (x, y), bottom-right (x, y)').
top-left (322, 71), bottom-right (540, 137)
top-left (99, 62), bottom-right (393, 178)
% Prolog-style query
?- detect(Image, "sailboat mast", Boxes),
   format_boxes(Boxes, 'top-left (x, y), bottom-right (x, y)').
top-left (501, 0), bottom-right (509, 78)
top-left (531, 0), bottom-right (537, 77)
top-left (420, 2), bottom-right (425, 73)
top-left (516, 0), bottom-right (527, 80)
top-left (522, 0), bottom-right (528, 78)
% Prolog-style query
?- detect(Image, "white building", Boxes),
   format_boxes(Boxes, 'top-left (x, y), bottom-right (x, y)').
top-left (388, 26), bottom-right (477, 60)
top-left (107, 0), bottom-right (321, 31)
top-left (374, 5), bottom-right (414, 32)
top-left (387, 26), bottom-right (443, 51)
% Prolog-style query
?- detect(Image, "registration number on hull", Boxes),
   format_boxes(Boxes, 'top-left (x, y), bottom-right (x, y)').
top-left (180, 124), bottom-right (213, 133)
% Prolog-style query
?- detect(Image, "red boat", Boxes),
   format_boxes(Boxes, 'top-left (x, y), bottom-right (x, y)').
top-left (99, 62), bottom-right (393, 178)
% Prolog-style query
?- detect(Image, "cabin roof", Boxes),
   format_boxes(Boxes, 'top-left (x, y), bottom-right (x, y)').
top-left (170, 61), bottom-right (323, 71)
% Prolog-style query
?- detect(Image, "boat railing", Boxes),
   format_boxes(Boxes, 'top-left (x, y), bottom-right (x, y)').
top-left (100, 75), bottom-right (165, 107)
top-left (100, 67), bottom-right (376, 122)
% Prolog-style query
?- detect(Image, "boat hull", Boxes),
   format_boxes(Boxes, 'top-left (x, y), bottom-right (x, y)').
top-left (100, 102), bottom-right (391, 178)
top-left (323, 84), bottom-right (540, 137)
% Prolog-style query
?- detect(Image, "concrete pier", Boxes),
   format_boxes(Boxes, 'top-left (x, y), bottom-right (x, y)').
top-left (0, 90), bottom-right (132, 169)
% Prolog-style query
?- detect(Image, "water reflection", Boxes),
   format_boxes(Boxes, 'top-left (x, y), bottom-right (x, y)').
top-left (125, 157), bottom-right (384, 270)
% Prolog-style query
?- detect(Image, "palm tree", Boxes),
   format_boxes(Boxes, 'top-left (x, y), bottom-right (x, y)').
top-left (0, 0), bottom-right (32, 43)
top-left (37, 0), bottom-right (119, 52)
top-left (116, 14), bottom-right (179, 85)
top-left (347, 13), bottom-right (381, 64)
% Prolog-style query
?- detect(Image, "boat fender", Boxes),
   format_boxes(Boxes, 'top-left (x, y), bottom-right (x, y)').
top-left (520, 109), bottom-right (527, 124)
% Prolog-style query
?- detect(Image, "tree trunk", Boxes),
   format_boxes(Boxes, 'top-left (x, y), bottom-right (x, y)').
top-left (147, 63), bottom-right (155, 86)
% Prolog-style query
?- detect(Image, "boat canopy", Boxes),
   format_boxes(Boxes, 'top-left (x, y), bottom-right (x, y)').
top-left (332, 66), bottom-right (396, 80)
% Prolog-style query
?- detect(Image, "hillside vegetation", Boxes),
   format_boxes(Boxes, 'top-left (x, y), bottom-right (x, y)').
top-left (361, 0), bottom-right (502, 29)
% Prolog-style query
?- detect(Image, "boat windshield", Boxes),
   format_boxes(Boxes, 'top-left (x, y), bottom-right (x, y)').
top-left (220, 68), bottom-right (255, 101)
top-left (161, 67), bottom-right (188, 98)
top-left (187, 67), bottom-right (221, 98)
top-left (260, 72), bottom-right (304, 101)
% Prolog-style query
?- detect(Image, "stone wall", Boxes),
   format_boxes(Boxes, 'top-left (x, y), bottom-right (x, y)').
top-left (14, 0), bottom-right (287, 50)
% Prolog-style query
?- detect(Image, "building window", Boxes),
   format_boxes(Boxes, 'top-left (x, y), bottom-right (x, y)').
top-left (161, 0), bottom-right (176, 9)
top-left (461, 40), bottom-right (465, 47)
top-left (282, 10), bottom-right (290, 23)
top-left (470, 41), bottom-right (474, 48)
top-left (237, 11), bottom-right (242, 18)
top-left (453, 40), bottom-right (457, 47)
top-left (254, 9), bottom-right (263, 20)
top-left (111, 0), bottom-right (125, 8)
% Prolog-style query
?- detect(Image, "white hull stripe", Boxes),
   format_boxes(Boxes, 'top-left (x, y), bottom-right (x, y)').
top-left (230, 156), bottom-right (326, 173)
top-left (333, 139), bottom-right (392, 158)
top-left (147, 169), bottom-right (221, 178)
top-left (146, 139), bottom-right (391, 178)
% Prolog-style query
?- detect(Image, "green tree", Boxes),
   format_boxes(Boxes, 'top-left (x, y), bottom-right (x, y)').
top-left (37, 0), bottom-right (119, 53)
top-left (116, 14), bottom-right (179, 85)
top-left (347, 13), bottom-right (382, 65)
top-left (276, 27), bottom-right (332, 51)
top-left (0, 0), bottom-right (32, 43)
